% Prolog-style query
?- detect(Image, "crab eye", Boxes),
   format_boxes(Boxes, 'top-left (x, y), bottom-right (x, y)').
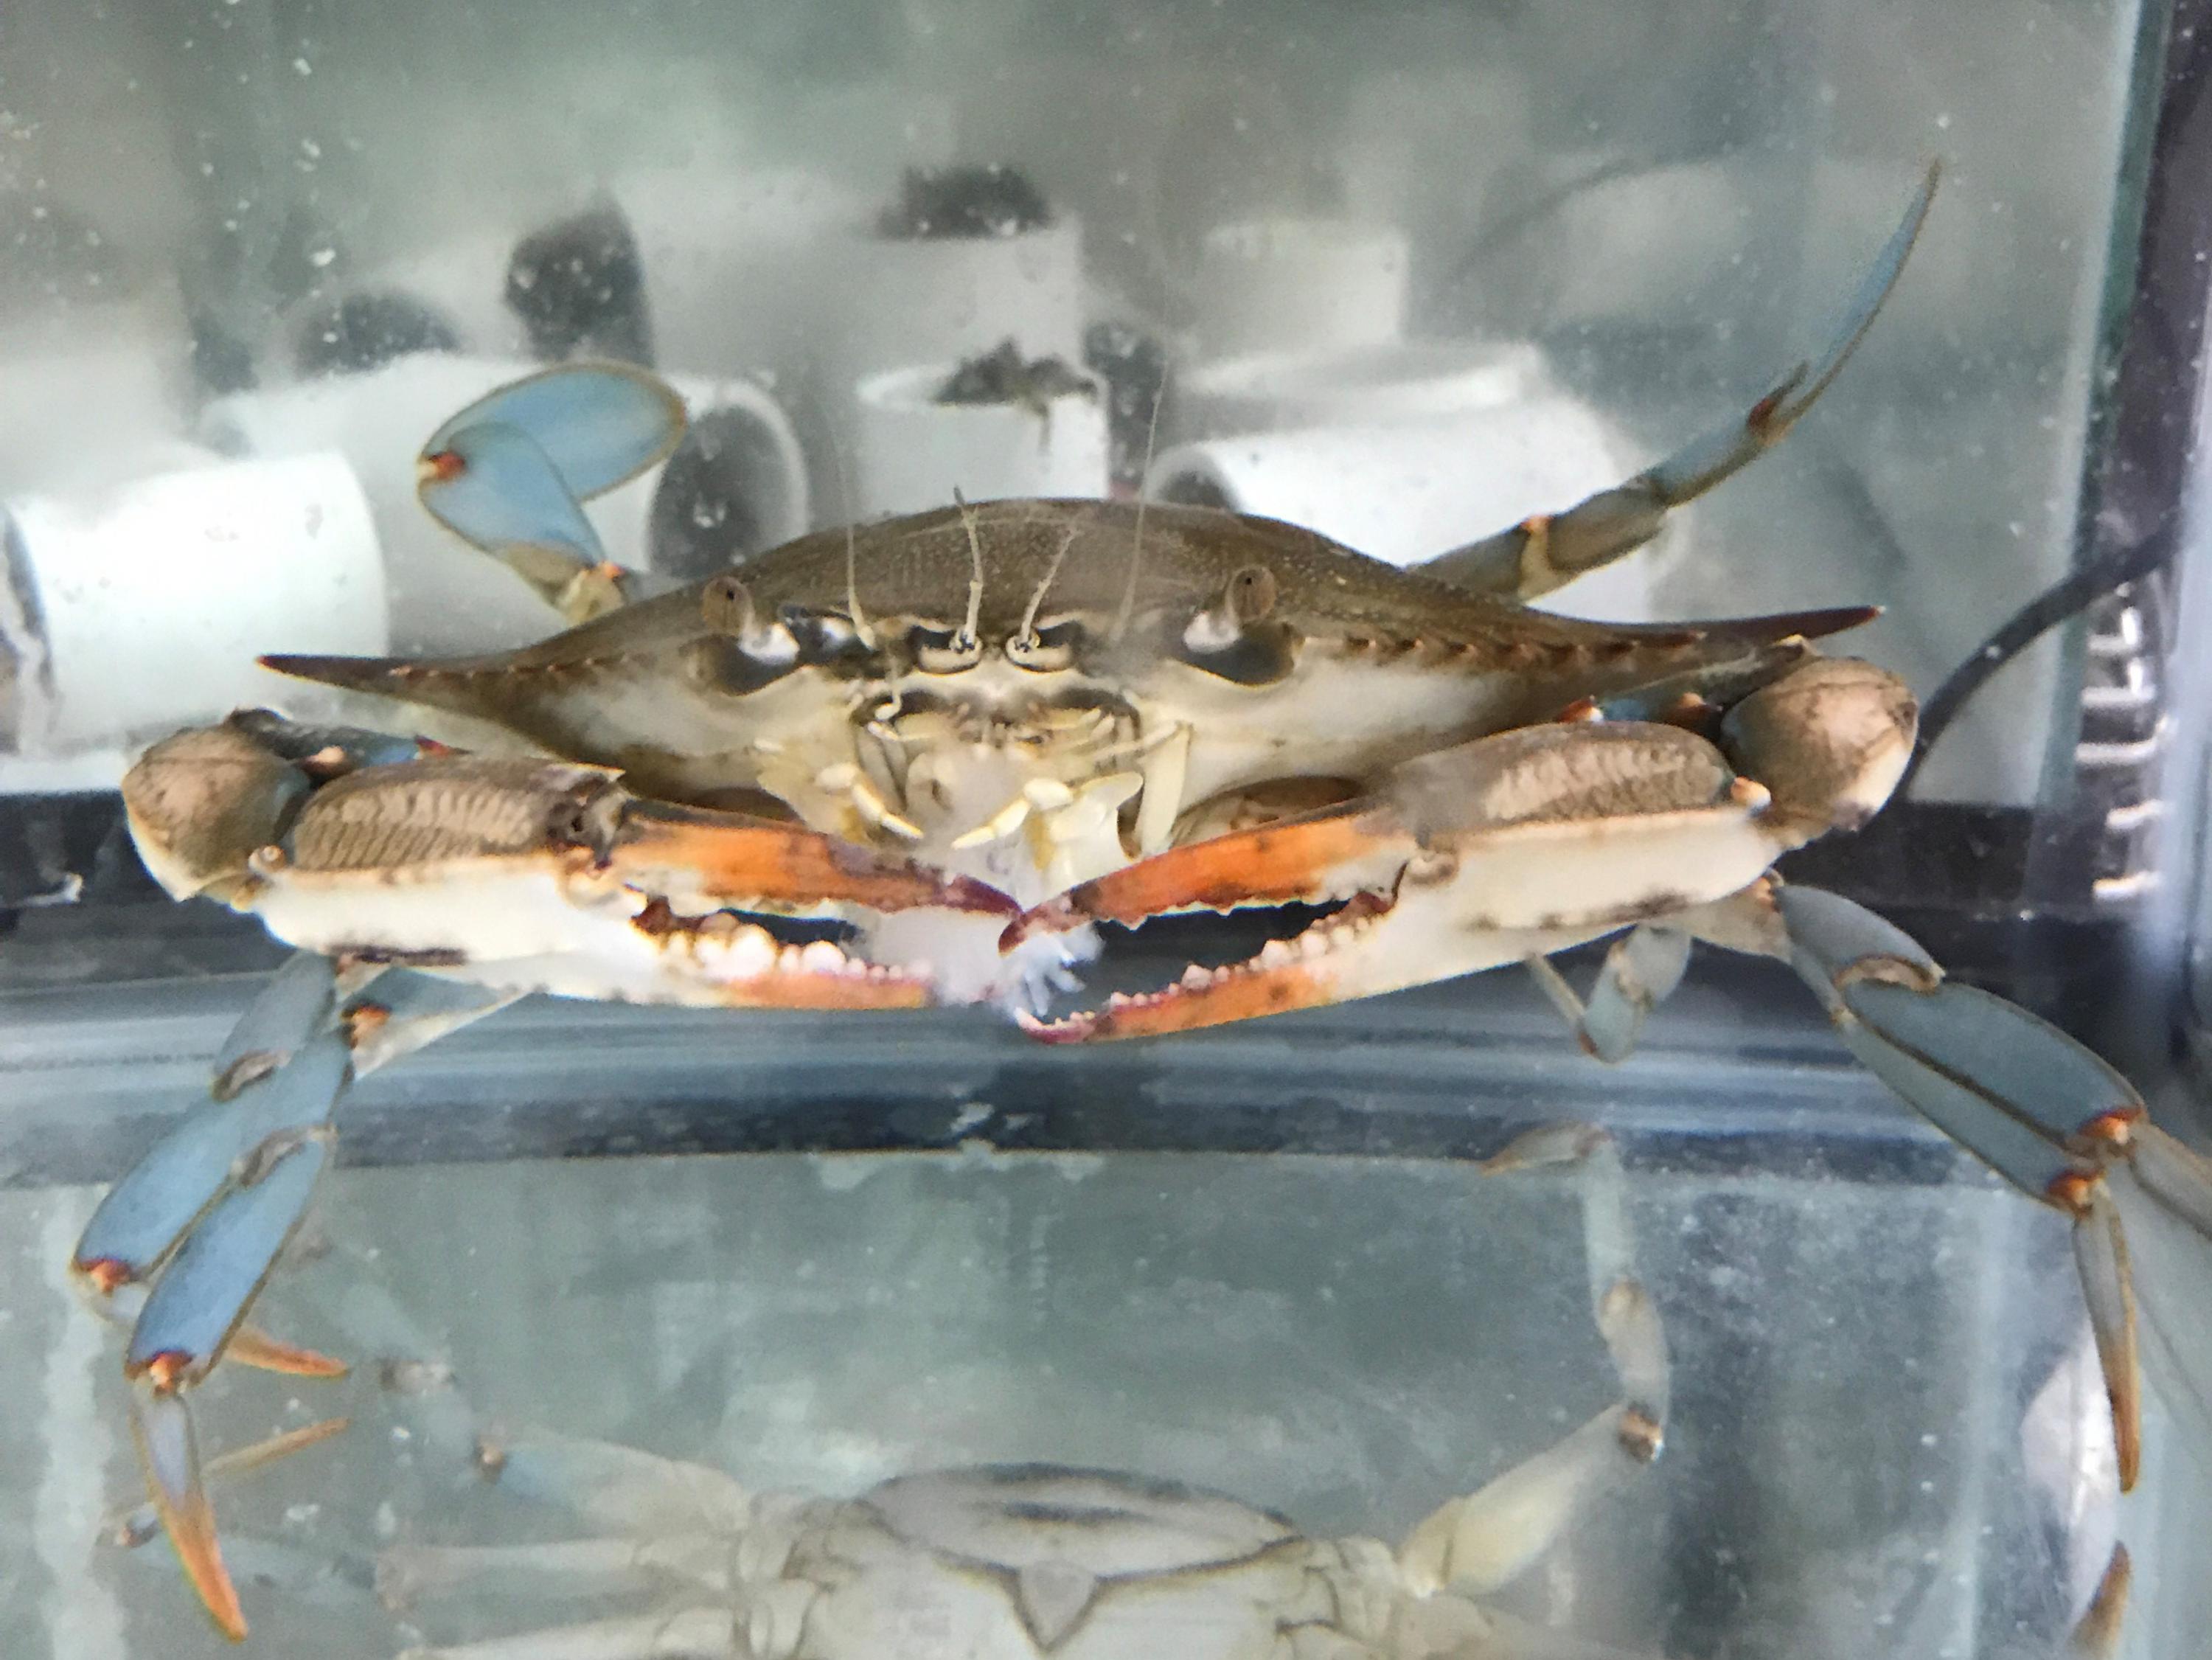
top-left (1005, 619), bottom-right (1085, 672)
top-left (1178, 565), bottom-right (1294, 684)
top-left (908, 623), bottom-right (983, 674)
top-left (695, 574), bottom-right (799, 693)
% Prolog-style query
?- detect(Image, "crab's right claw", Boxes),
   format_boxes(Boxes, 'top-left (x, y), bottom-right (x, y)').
top-left (417, 363), bottom-right (686, 622)
top-left (1420, 161), bottom-right (1937, 600)
top-left (1774, 883), bottom-right (2212, 1495)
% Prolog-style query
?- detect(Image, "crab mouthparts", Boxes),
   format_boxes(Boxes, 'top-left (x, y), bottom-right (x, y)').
top-left (1015, 890), bottom-right (1397, 1043)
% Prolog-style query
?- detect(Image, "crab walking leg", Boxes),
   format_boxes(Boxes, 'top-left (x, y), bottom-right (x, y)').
top-left (102, 1417), bottom-right (352, 1551)
top-left (73, 959), bottom-right (358, 1384)
top-left (1767, 883), bottom-right (2212, 1495)
top-left (82, 970), bottom-right (518, 1639)
top-left (1015, 657), bottom-right (1914, 1042)
top-left (369, 1360), bottom-right (762, 1623)
top-left (376, 1437), bottom-right (758, 1627)
top-left (417, 361), bottom-right (687, 624)
top-left (1401, 1128), bottom-right (1667, 1597)
top-left (2070, 1543), bottom-right (2132, 1660)
top-left (1419, 162), bottom-right (1937, 602)
top-left (1523, 925), bottom-right (1694, 1063)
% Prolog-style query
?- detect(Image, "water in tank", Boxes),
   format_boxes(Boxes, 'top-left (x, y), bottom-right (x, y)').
top-left (2, 4), bottom-right (2211, 1658)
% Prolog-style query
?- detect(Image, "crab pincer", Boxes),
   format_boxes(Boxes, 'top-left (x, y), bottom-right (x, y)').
top-left (1011, 656), bottom-right (1914, 1042)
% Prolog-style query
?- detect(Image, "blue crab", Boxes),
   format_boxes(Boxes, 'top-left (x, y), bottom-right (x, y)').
top-left (75, 164), bottom-right (2211, 1640)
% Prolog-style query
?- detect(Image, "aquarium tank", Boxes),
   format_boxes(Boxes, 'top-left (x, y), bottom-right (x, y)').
top-left (3, 3), bottom-right (2211, 1658)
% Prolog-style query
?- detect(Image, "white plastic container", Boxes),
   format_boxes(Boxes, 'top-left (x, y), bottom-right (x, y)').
top-left (853, 363), bottom-right (1109, 518)
top-left (828, 219), bottom-right (1086, 391)
top-left (1174, 339), bottom-right (1544, 439)
top-left (1, 451), bottom-right (385, 759)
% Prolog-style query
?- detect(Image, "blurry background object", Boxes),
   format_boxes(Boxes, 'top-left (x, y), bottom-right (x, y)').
top-left (1190, 218), bottom-right (1411, 359)
top-left (855, 349), bottom-right (1107, 517)
top-left (0, 452), bottom-right (383, 784)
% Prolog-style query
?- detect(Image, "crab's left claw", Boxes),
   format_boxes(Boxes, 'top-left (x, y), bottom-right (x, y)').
top-left (1776, 883), bottom-right (2212, 1495)
top-left (1015, 657), bottom-right (1912, 1042)
top-left (417, 362), bottom-right (686, 623)
top-left (1013, 720), bottom-right (1809, 1043)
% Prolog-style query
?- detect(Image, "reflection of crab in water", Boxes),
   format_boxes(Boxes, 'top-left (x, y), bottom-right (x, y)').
top-left (75, 163), bottom-right (2210, 1642)
top-left (372, 1131), bottom-right (1669, 1659)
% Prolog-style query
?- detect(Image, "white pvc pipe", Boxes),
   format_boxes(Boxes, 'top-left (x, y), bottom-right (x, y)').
top-left (2, 451), bottom-right (386, 755)
top-left (1175, 339), bottom-right (1543, 440)
top-left (853, 364), bottom-right (1109, 518)
top-left (828, 218), bottom-right (1086, 386)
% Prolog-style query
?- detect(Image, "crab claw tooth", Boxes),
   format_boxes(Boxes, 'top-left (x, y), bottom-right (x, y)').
top-left (131, 1383), bottom-right (246, 1639)
top-left (1006, 808), bottom-right (1415, 948)
top-left (615, 808), bottom-right (1018, 920)
top-left (1020, 952), bottom-right (1346, 1043)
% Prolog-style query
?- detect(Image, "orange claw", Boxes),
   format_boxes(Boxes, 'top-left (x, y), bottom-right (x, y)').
top-left (1021, 892), bottom-right (1408, 1044)
top-left (1022, 956), bottom-right (1342, 1043)
top-left (1006, 807), bottom-right (1412, 948)
top-left (612, 808), bottom-right (1019, 920)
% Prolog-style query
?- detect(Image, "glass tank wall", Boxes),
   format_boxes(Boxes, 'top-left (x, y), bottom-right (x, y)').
top-left (2, 3), bottom-right (2210, 1659)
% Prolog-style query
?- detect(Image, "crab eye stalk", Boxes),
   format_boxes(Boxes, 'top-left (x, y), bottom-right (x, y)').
top-left (908, 622), bottom-right (986, 674)
top-left (1004, 618), bottom-right (1086, 672)
top-left (695, 574), bottom-right (799, 694)
top-left (1178, 563), bottom-right (1296, 684)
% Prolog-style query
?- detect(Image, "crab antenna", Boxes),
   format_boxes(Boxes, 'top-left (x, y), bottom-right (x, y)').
top-left (1017, 524), bottom-right (1079, 650)
top-left (821, 422), bottom-right (878, 650)
top-left (951, 487), bottom-right (987, 651)
top-left (1109, 372), bottom-right (1169, 645)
